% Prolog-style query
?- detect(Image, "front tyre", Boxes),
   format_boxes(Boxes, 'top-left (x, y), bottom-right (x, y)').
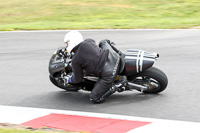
top-left (127, 67), bottom-right (168, 94)
top-left (49, 75), bottom-right (79, 91)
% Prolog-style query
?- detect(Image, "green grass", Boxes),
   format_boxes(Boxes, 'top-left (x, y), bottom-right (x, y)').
top-left (0, 128), bottom-right (79, 133)
top-left (0, 128), bottom-right (63, 133)
top-left (0, 0), bottom-right (200, 30)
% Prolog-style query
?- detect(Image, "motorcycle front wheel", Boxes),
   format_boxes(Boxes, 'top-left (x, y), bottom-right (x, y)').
top-left (49, 75), bottom-right (79, 91)
top-left (127, 67), bottom-right (168, 94)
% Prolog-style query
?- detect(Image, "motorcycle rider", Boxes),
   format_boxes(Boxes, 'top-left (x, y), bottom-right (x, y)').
top-left (64, 30), bottom-right (123, 103)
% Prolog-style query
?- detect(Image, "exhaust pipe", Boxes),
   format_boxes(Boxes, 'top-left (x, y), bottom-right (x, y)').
top-left (128, 82), bottom-right (147, 92)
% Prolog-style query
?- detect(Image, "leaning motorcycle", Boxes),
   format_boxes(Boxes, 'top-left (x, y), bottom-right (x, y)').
top-left (49, 46), bottom-right (168, 97)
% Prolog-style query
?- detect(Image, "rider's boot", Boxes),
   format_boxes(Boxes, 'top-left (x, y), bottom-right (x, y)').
top-left (90, 79), bottom-right (128, 103)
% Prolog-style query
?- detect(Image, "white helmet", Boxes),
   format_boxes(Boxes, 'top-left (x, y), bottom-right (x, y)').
top-left (64, 30), bottom-right (84, 52)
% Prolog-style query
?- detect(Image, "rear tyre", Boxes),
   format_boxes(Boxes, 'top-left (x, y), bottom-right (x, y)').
top-left (127, 67), bottom-right (168, 94)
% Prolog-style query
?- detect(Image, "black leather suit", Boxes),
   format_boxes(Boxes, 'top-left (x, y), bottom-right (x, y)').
top-left (71, 39), bottom-right (120, 103)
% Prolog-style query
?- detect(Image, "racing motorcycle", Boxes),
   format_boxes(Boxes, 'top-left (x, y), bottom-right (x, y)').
top-left (49, 46), bottom-right (168, 97)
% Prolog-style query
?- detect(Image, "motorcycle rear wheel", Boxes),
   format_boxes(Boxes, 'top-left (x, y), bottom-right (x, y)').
top-left (127, 67), bottom-right (168, 94)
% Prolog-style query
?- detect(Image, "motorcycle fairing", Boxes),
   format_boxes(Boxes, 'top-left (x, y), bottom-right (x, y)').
top-left (49, 54), bottom-right (65, 76)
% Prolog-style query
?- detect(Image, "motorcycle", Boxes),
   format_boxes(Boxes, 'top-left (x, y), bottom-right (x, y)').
top-left (49, 45), bottom-right (168, 97)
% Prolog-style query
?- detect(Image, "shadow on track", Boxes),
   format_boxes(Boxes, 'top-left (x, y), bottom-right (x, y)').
top-left (10, 89), bottom-right (165, 116)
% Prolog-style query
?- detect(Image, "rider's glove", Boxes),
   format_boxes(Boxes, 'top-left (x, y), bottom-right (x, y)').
top-left (66, 75), bottom-right (72, 83)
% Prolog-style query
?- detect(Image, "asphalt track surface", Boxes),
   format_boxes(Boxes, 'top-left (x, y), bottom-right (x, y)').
top-left (0, 29), bottom-right (200, 122)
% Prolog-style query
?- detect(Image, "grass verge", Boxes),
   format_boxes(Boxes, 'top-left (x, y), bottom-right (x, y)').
top-left (0, 0), bottom-right (200, 30)
top-left (0, 128), bottom-right (68, 133)
top-left (0, 123), bottom-right (79, 133)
